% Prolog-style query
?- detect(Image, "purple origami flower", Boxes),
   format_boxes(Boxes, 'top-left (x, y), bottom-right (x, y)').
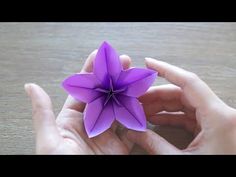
top-left (62, 41), bottom-right (157, 138)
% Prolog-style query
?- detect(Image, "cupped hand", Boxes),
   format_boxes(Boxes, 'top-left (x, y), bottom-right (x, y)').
top-left (25, 50), bottom-right (133, 154)
top-left (127, 58), bottom-right (236, 154)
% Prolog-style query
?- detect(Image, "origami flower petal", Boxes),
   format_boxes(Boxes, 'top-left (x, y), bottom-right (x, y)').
top-left (93, 41), bottom-right (122, 87)
top-left (62, 41), bottom-right (158, 138)
top-left (84, 96), bottom-right (115, 138)
top-left (62, 73), bottom-right (102, 103)
top-left (114, 95), bottom-right (146, 131)
top-left (117, 68), bottom-right (157, 97)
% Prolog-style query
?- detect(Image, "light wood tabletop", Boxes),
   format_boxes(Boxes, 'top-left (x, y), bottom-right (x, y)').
top-left (0, 23), bottom-right (236, 154)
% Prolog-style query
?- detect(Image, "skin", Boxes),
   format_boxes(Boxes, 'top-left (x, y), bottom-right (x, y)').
top-left (25, 52), bottom-right (236, 154)
top-left (25, 50), bottom-right (133, 154)
top-left (127, 58), bottom-right (236, 154)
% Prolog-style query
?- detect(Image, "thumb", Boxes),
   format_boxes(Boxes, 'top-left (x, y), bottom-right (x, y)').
top-left (127, 129), bottom-right (182, 154)
top-left (24, 83), bottom-right (60, 152)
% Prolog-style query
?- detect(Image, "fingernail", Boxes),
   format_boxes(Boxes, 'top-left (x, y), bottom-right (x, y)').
top-left (144, 58), bottom-right (152, 67)
top-left (24, 83), bottom-right (32, 96)
top-left (120, 54), bottom-right (129, 57)
top-left (92, 49), bottom-right (98, 54)
top-left (145, 57), bottom-right (155, 62)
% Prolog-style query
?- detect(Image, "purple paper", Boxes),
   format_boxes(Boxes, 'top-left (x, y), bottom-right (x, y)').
top-left (62, 41), bottom-right (157, 138)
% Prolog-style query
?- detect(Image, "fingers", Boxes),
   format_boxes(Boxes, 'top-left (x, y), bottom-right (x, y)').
top-left (143, 99), bottom-right (184, 117)
top-left (140, 85), bottom-right (184, 117)
top-left (111, 121), bottom-right (134, 152)
top-left (139, 84), bottom-right (182, 104)
top-left (127, 129), bottom-right (182, 154)
top-left (145, 58), bottom-right (221, 110)
top-left (56, 110), bottom-right (101, 154)
top-left (81, 52), bottom-right (131, 73)
top-left (139, 85), bottom-right (195, 119)
top-left (118, 128), bottom-right (134, 151)
top-left (24, 83), bottom-right (60, 148)
top-left (81, 49), bottom-right (98, 73)
top-left (120, 55), bottom-right (131, 70)
top-left (149, 113), bottom-right (197, 134)
top-left (113, 122), bottom-right (134, 151)
top-left (111, 121), bottom-right (119, 132)
top-left (62, 95), bottom-right (86, 112)
top-left (91, 130), bottom-right (130, 154)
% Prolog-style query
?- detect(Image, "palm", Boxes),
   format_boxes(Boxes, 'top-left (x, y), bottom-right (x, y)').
top-left (27, 51), bottom-right (134, 154)
top-left (54, 108), bottom-right (131, 154)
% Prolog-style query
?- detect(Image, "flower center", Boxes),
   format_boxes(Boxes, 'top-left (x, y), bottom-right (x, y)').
top-left (95, 78), bottom-right (126, 106)
top-left (95, 87), bottom-right (126, 106)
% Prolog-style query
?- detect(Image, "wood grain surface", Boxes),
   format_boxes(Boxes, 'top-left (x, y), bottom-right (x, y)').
top-left (0, 23), bottom-right (236, 154)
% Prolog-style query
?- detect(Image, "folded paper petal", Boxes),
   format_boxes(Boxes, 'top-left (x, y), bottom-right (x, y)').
top-left (62, 41), bottom-right (158, 138)
top-left (117, 68), bottom-right (157, 97)
top-left (93, 41), bottom-right (122, 87)
top-left (62, 73), bottom-right (102, 103)
top-left (84, 96), bottom-right (115, 138)
top-left (114, 95), bottom-right (146, 131)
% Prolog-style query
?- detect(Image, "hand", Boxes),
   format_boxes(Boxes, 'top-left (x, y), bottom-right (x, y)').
top-left (25, 50), bottom-right (133, 154)
top-left (127, 58), bottom-right (236, 154)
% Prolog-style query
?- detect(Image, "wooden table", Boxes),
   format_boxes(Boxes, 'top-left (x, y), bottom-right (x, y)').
top-left (0, 23), bottom-right (236, 154)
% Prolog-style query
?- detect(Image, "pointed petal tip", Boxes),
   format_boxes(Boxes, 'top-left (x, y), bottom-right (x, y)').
top-left (123, 123), bottom-right (146, 132)
top-left (85, 125), bottom-right (96, 138)
top-left (102, 41), bottom-right (109, 45)
top-left (149, 68), bottom-right (158, 74)
top-left (131, 124), bottom-right (146, 132)
top-left (99, 41), bottom-right (115, 51)
top-left (61, 74), bottom-right (75, 87)
top-left (116, 119), bottom-right (147, 132)
top-left (86, 127), bottom-right (105, 138)
top-left (100, 41), bottom-right (111, 48)
top-left (140, 125), bottom-right (147, 131)
top-left (146, 68), bottom-right (158, 78)
top-left (84, 97), bottom-right (115, 138)
top-left (85, 120), bottom-right (113, 138)
top-left (61, 75), bottom-right (75, 91)
top-left (87, 133), bottom-right (96, 138)
top-left (61, 78), bottom-right (69, 89)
